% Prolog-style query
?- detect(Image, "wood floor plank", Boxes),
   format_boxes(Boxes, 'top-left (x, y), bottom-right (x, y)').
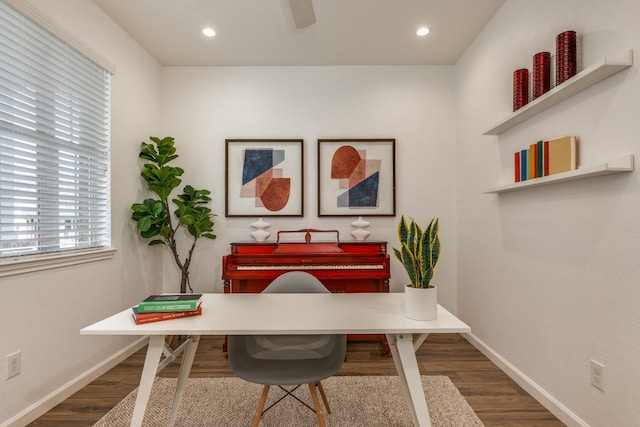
top-left (27, 334), bottom-right (564, 426)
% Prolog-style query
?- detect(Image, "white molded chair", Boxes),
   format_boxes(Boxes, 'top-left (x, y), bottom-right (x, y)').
top-left (228, 271), bottom-right (347, 427)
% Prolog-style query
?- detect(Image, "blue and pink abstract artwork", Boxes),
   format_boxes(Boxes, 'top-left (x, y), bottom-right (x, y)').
top-left (241, 149), bottom-right (291, 211)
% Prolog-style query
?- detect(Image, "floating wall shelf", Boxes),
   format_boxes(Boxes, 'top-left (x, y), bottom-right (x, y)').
top-left (484, 50), bottom-right (633, 136)
top-left (485, 154), bottom-right (634, 194)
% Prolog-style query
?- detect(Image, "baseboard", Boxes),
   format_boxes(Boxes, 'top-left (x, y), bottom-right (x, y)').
top-left (463, 333), bottom-right (588, 427)
top-left (0, 337), bottom-right (147, 427)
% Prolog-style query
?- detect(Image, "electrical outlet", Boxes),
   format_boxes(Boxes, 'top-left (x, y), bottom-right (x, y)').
top-left (591, 359), bottom-right (604, 391)
top-left (6, 351), bottom-right (21, 379)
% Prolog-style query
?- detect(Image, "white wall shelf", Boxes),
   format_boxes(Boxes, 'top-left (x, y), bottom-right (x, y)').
top-left (485, 154), bottom-right (634, 194)
top-left (483, 50), bottom-right (633, 136)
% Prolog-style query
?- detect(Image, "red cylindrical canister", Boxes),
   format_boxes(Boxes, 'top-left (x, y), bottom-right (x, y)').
top-left (556, 30), bottom-right (577, 85)
top-left (513, 68), bottom-right (529, 111)
top-left (533, 51), bottom-right (551, 99)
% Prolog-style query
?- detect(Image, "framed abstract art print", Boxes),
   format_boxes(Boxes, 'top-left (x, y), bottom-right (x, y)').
top-left (225, 139), bottom-right (304, 217)
top-left (317, 138), bottom-right (395, 217)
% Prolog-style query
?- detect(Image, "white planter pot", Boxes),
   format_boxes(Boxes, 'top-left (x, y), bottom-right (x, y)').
top-left (403, 285), bottom-right (437, 321)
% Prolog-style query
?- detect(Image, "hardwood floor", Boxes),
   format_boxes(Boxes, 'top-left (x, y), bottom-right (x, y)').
top-left (27, 334), bottom-right (564, 426)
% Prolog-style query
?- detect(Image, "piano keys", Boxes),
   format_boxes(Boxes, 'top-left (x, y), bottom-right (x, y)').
top-left (236, 264), bottom-right (386, 270)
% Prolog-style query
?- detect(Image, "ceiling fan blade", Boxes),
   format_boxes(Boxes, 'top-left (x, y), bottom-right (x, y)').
top-left (289, 0), bottom-right (316, 28)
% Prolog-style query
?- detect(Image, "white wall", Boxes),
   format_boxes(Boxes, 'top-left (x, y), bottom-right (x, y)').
top-left (455, 0), bottom-right (640, 426)
top-left (160, 66), bottom-right (458, 301)
top-left (0, 0), bottom-right (163, 424)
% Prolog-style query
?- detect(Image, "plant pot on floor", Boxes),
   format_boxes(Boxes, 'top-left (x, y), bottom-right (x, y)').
top-left (404, 285), bottom-right (437, 321)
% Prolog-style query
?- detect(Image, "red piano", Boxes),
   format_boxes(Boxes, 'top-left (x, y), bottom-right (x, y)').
top-left (222, 229), bottom-right (391, 352)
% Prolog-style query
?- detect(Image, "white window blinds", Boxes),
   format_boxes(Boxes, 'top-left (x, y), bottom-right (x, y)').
top-left (0, 1), bottom-right (111, 258)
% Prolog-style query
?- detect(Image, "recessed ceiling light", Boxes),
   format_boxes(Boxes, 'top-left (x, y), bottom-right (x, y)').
top-left (416, 27), bottom-right (430, 37)
top-left (202, 27), bottom-right (216, 37)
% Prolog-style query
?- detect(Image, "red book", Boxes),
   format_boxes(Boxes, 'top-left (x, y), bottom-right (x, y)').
top-left (543, 140), bottom-right (550, 176)
top-left (514, 151), bottom-right (521, 182)
top-left (131, 306), bottom-right (202, 325)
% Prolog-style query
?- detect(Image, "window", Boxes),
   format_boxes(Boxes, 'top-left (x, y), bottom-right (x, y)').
top-left (0, 1), bottom-right (111, 261)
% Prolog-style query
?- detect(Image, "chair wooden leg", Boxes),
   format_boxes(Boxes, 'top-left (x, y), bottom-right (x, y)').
top-left (316, 381), bottom-right (331, 414)
top-left (166, 335), bottom-right (175, 347)
top-left (307, 383), bottom-right (327, 427)
top-left (252, 385), bottom-right (270, 427)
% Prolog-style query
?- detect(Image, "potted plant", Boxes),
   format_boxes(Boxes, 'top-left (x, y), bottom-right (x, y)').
top-left (131, 136), bottom-right (217, 293)
top-left (392, 215), bottom-right (440, 320)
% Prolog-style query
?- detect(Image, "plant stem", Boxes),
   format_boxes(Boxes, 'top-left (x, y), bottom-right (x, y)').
top-left (162, 198), bottom-right (189, 292)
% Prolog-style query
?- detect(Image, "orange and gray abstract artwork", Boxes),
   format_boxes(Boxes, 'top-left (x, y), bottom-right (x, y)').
top-left (331, 145), bottom-right (381, 208)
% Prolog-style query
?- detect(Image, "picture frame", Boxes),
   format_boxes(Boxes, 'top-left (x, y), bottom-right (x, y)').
top-left (317, 138), bottom-right (396, 217)
top-left (225, 139), bottom-right (304, 217)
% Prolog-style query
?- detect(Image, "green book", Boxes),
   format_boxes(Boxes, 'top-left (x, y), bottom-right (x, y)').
top-left (536, 140), bottom-right (544, 178)
top-left (137, 294), bottom-right (202, 313)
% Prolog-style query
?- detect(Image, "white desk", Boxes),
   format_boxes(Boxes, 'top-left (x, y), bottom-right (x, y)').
top-left (81, 293), bottom-right (470, 427)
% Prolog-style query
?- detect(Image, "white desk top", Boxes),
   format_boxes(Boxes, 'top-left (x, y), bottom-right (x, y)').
top-left (81, 293), bottom-right (470, 336)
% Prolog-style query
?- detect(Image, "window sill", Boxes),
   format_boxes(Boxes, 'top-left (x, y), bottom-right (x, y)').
top-left (0, 247), bottom-right (117, 278)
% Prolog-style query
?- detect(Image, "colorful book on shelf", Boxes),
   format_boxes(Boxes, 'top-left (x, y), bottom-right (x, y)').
top-left (536, 140), bottom-right (544, 177)
top-left (547, 136), bottom-right (577, 175)
top-left (137, 293), bottom-right (203, 313)
top-left (514, 151), bottom-right (521, 182)
top-left (543, 140), bottom-right (550, 176)
top-left (520, 149), bottom-right (528, 181)
top-left (132, 306), bottom-right (203, 324)
top-left (529, 142), bottom-right (538, 179)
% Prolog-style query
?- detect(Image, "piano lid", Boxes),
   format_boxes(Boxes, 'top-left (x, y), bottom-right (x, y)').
top-left (272, 228), bottom-right (344, 254)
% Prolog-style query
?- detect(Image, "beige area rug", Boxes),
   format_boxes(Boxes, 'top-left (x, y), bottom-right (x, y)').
top-left (94, 375), bottom-right (483, 427)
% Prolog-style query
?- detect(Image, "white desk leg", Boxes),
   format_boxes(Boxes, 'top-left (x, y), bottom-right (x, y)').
top-left (167, 335), bottom-right (201, 427)
top-left (386, 334), bottom-right (432, 427)
top-left (131, 335), bottom-right (165, 427)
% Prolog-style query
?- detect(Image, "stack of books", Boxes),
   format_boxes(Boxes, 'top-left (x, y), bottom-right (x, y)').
top-left (132, 293), bottom-right (203, 325)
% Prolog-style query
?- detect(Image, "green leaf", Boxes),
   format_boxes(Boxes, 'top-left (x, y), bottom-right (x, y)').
top-left (181, 214), bottom-right (195, 225)
top-left (392, 247), bottom-right (402, 263)
top-left (410, 220), bottom-right (422, 255)
top-left (398, 215), bottom-right (409, 246)
top-left (131, 202), bottom-right (147, 213)
top-left (187, 223), bottom-right (201, 238)
top-left (425, 218), bottom-right (440, 267)
top-left (399, 243), bottom-right (418, 286)
top-left (417, 231), bottom-right (432, 287)
top-left (136, 216), bottom-right (152, 232)
top-left (140, 226), bottom-right (160, 239)
top-left (138, 142), bottom-right (158, 162)
top-left (151, 201), bottom-right (164, 216)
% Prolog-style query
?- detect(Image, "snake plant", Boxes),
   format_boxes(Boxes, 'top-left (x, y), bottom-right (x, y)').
top-left (392, 215), bottom-right (440, 288)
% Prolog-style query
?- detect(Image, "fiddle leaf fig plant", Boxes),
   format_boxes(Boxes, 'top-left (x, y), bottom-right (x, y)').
top-left (393, 215), bottom-right (440, 288)
top-left (131, 136), bottom-right (216, 293)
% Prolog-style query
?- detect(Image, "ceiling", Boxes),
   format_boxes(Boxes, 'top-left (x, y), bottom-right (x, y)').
top-left (92, 0), bottom-right (505, 67)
